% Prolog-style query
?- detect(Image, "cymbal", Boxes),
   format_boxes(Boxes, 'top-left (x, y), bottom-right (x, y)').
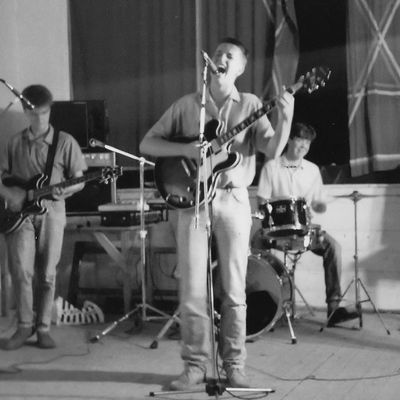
top-left (334, 191), bottom-right (400, 200)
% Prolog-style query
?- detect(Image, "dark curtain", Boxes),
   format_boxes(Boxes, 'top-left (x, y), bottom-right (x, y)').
top-left (69, 0), bottom-right (298, 166)
top-left (347, 0), bottom-right (400, 176)
top-left (69, 0), bottom-right (197, 163)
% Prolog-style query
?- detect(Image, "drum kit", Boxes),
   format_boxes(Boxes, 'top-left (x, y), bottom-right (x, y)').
top-left (249, 196), bottom-right (317, 344)
top-left (251, 191), bottom-right (392, 342)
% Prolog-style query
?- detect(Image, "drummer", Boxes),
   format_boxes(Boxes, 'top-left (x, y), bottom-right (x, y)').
top-left (256, 122), bottom-right (358, 326)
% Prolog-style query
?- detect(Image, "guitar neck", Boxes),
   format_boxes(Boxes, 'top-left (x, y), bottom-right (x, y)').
top-left (212, 83), bottom-right (301, 149)
top-left (32, 170), bottom-right (105, 200)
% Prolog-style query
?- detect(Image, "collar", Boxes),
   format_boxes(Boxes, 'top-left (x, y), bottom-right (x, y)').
top-left (24, 125), bottom-right (54, 145)
top-left (280, 155), bottom-right (304, 170)
top-left (205, 85), bottom-right (241, 104)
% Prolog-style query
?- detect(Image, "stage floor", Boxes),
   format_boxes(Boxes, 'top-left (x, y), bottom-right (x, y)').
top-left (1, 308), bottom-right (400, 400)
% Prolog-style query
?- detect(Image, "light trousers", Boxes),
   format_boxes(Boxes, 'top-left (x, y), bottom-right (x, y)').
top-left (6, 204), bottom-right (66, 332)
top-left (176, 188), bottom-right (252, 370)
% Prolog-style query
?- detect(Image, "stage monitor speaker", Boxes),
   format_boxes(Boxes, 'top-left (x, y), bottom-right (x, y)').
top-left (50, 100), bottom-right (109, 149)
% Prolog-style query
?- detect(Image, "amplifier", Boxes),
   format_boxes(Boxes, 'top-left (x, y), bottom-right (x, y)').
top-left (100, 210), bottom-right (165, 227)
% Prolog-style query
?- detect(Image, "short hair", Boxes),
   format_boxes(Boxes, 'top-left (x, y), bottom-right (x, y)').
top-left (21, 84), bottom-right (53, 109)
top-left (290, 122), bottom-right (317, 142)
top-left (218, 37), bottom-right (249, 59)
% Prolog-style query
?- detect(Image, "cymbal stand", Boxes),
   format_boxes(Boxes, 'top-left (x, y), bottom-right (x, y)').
top-left (88, 142), bottom-right (172, 343)
top-left (321, 191), bottom-right (390, 334)
top-left (150, 52), bottom-right (274, 399)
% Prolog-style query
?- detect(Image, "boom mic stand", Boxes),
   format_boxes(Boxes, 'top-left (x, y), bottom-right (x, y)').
top-left (321, 191), bottom-right (390, 334)
top-left (88, 140), bottom-right (172, 343)
top-left (150, 51), bottom-right (274, 398)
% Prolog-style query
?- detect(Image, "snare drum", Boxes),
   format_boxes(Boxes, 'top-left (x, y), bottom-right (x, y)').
top-left (252, 223), bottom-right (322, 254)
top-left (260, 197), bottom-right (310, 238)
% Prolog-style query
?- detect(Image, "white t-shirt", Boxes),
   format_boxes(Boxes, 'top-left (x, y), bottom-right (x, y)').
top-left (257, 155), bottom-right (326, 205)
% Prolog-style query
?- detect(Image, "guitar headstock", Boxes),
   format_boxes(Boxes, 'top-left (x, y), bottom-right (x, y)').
top-left (290, 66), bottom-right (331, 95)
top-left (101, 166), bottom-right (123, 182)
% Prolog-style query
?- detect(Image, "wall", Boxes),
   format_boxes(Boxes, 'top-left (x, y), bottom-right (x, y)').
top-left (0, 0), bottom-right (70, 144)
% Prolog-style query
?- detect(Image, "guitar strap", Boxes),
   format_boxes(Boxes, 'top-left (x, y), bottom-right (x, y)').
top-left (44, 128), bottom-right (60, 184)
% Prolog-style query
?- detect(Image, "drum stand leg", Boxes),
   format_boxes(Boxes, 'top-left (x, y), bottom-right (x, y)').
top-left (284, 251), bottom-right (315, 318)
top-left (294, 284), bottom-right (315, 317)
top-left (283, 300), bottom-right (297, 344)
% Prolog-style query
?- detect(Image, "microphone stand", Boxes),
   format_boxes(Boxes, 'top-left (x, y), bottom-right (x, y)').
top-left (150, 53), bottom-right (274, 399)
top-left (0, 78), bottom-right (35, 110)
top-left (89, 141), bottom-right (172, 343)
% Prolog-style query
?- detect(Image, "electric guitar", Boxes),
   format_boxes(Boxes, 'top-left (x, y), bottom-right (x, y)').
top-left (0, 166), bottom-right (122, 234)
top-left (154, 66), bottom-right (331, 209)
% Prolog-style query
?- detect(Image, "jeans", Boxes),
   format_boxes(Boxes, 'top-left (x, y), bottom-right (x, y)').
top-left (310, 230), bottom-right (342, 309)
top-left (176, 188), bottom-right (252, 370)
top-left (5, 202), bottom-right (66, 332)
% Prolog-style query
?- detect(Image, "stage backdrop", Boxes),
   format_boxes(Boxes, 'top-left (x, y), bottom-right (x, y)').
top-left (347, 0), bottom-right (400, 176)
top-left (69, 0), bottom-right (299, 164)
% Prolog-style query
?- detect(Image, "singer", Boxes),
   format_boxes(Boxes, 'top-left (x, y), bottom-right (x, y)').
top-left (140, 37), bottom-right (294, 390)
top-left (0, 84), bottom-right (87, 350)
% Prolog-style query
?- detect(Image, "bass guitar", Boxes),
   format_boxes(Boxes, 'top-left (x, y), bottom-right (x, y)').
top-left (154, 66), bottom-right (331, 209)
top-left (0, 166), bottom-right (122, 234)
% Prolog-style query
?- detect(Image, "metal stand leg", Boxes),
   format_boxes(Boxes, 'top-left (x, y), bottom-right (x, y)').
top-left (87, 151), bottom-right (173, 343)
top-left (283, 301), bottom-right (297, 344)
top-left (284, 251), bottom-right (314, 312)
top-left (321, 191), bottom-right (391, 334)
top-left (294, 284), bottom-right (315, 317)
top-left (149, 308), bottom-right (181, 349)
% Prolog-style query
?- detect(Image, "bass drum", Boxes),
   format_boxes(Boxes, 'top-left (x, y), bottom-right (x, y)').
top-left (245, 251), bottom-right (293, 339)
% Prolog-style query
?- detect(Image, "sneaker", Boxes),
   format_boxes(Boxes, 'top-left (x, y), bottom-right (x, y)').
top-left (37, 331), bottom-right (56, 349)
top-left (3, 327), bottom-right (35, 350)
top-left (169, 366), bottom-right (206, 391)
top-left (327, 307), bottom-right (359, 327)
top-left (225, 367), bottom-right (250, 388)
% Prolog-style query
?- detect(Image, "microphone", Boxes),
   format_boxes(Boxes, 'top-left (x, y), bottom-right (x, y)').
top-left (89, 138), bottom-right (105, 148)
top-left (201, 51), bottom-right (224, 74)
top-left (0, 79), bottom-right (35, 110)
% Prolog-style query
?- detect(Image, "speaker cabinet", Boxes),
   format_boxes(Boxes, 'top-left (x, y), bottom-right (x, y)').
top-left (50, 100), bottom-right (109, 149)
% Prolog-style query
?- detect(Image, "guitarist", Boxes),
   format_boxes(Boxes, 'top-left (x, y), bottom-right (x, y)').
top-left (140, 37), bottom-right (294, 390)
top-left (0, 84), bottom-right (87, 350)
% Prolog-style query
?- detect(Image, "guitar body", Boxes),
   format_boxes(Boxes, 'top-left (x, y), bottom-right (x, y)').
top-left (154, 120), bottom-right (241, 209)
top-left (154, 66), bottom-right (331, 210)
top-left (0, 174), bottom-right (48, 234)
top-left (0, 166), bottom-right (122, 234)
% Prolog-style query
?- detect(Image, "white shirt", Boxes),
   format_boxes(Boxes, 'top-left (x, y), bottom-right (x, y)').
top-left (257, 155), bottom-right (326, 205)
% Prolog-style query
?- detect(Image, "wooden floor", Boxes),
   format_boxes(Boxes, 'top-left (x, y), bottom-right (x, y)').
top-left (0, 308), bottom-right (400, 400)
